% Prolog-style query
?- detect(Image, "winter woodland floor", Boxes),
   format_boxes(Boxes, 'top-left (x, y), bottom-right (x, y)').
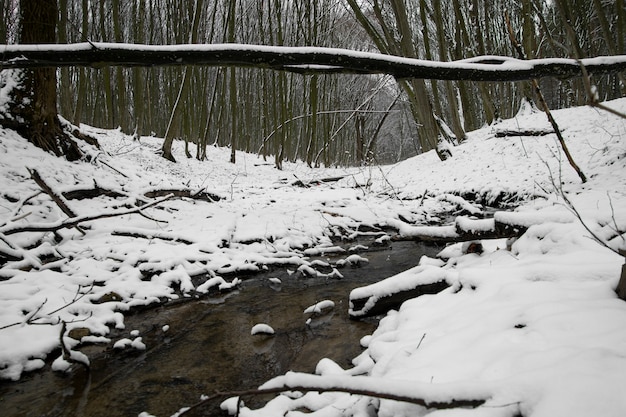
top-left (0, 99), bottom-right (625, 417)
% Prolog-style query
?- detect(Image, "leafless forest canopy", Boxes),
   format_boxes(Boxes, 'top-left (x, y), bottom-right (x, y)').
top-left (1, 0), bottom-right (624, 166)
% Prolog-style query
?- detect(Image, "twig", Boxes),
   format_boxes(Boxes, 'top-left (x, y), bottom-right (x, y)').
top-left (93, 153), bottom-right (129, 178)
top-left (0, 283), bottom-right (95, 330)
top-left (607, 192), bottom-right (625, 243)
top-left (7, 191), bottom-right (42, 221)
top-left (0, 194), bottom-right (174, 236)
top-left (0, 231), bottom-right (41, 268)
top-left (416, 333), bottom-right (426, 350)
top-left (542, 159), bottom-right (620, 255)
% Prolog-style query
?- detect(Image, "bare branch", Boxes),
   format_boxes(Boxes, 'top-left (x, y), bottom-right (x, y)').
top-left (28, 168), bottom-right (86, 235)
top-left (178, 383), bottom-right (488, 416)
top-left (0, 194), bottom-right (174, 236)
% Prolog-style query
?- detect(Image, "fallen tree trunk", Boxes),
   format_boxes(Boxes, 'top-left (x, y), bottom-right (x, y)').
top-left (62, 186), bottom-right (125, 200)
top-left (1, 43), bottom-right (625, 82)
top-left (390, 216), bottom-right (526, 243)
top-left (494, 128), bottom-right (555, 137)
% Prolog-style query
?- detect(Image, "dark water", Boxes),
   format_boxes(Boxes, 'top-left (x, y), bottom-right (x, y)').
top-left (0, 240), bottom-right (441, 417)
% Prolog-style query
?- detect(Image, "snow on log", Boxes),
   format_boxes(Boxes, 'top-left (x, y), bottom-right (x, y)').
top-left (349, 265), bottom-right (454, 318)
top-left (388, 213), bottom-right (539, 243)
top-left (1, 42), bottom-right (625, 82)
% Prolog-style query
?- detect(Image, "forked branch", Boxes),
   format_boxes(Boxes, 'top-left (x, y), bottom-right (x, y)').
top-left (0, 194), bottom-right (174, 236)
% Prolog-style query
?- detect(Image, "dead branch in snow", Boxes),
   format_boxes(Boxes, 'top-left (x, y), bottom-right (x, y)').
top-left (143, 188), bottom-right (222, 202)
top-left (0, 194), bottom-right (174, 236)
top-left (28, 168), bottom-right (86, 235)
top-left (493, 128), bottom-right (555, 137)
top-left (177, 383), bottom-right (487, 416)
top-left (62, 185), bottom-right (125, 200)
top-left (290, 175), bottom-right (346, 188)
top-left (111, 229), bottom-right (194, 245)
top-left (0, 283), bottom-right (94, 330)
top-left (1, 42), bottom-right (625, 82)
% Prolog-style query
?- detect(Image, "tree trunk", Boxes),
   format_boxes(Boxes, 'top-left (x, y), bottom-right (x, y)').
top-left (0, 0), bottom-right (82, 160)
top-left (161, 0), bottom-right (204, 162)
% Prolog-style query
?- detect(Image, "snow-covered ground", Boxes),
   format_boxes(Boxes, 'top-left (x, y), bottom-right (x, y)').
top-left (1, 99), bottom-right (625, 417)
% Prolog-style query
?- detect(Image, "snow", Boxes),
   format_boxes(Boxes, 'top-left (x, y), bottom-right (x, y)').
top-left (251, 323), bottom-right (275, 336)
top-left (0, 92), bottom-right (625, 416)
top-left (303, 300), bottom-right (335, 315)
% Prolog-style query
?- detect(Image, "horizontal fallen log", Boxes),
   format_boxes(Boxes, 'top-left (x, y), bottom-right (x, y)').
top-left (291, 176), bottom-right (346, 187)
top-left (1, 42), bottom-right (625, 82)
top-left (349, 265), bottom-right (453, 318)
top-left (350, 280), bottom-right (450, 318)
top-left (494, 128), bottom-right (555, 137)
top-left (143, 188), bottom-right (222, 202)
top-left (111, 229), bottom-right (194, 245)
top-left (62, 186), bottom-right (124, 200)
top-left (389, 215), bottom-right (527, 243)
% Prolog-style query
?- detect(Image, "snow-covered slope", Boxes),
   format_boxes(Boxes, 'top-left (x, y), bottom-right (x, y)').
top-left (1, 99), bottom-right (625, 417)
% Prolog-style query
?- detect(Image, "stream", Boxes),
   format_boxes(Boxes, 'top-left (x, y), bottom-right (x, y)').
top-left (0, 240), bottom-right (442, 417)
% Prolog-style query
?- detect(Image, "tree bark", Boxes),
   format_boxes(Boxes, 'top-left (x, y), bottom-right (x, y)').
top-left (0, 0), bottom-right (82, 160)
top-left (3, 43), bottom-right (624, 83)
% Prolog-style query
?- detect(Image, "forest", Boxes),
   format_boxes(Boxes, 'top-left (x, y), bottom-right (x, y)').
top-left (1, 1), bottom-right (625, 416)
top-left (1, 0), bottom-right (624, 166)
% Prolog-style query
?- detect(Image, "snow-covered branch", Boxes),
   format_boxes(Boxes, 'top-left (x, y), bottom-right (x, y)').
top-left (1, 42), bottom-right (625, 81)
top-left (0, 194), bottom-right (174, 236)
top-left (179, 372), bottom-right (490, 416)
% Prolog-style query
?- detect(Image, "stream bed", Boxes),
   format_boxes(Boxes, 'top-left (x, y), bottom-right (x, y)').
top-left (0, 240), bottom-right (443, 417)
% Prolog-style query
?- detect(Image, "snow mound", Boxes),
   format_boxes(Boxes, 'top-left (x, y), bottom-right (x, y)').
top-left (251, 323), bottom-right (275, 336)
top-left (303, 300), bottom-right (335, 315)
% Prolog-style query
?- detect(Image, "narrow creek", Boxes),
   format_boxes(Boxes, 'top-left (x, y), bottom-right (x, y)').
top-left (0, 240), bottom-right (443, 417)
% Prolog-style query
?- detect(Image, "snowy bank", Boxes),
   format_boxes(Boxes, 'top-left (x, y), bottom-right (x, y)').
top-left (220, 99), bottom-right (626, 417)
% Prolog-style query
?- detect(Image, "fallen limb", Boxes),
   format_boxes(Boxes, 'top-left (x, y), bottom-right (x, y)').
top-left (111, 228), bottom-right (194, 245)
top-left (143, 188), bottom-right (222, 202)
top-left (291, 175), bottom-right (346, 188)
top-left (0, 194), bottom-right (173, 236)
top-left (178, 372), bottom-right (489, 416)
top-left (62, 186), bottom-right (125, 200)
top-left (494, 128), bottom-right (554, 137)
top-left (390, 217), bottom-right (525, 243)
top-left (28, 168), bottom-right (86, 235)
